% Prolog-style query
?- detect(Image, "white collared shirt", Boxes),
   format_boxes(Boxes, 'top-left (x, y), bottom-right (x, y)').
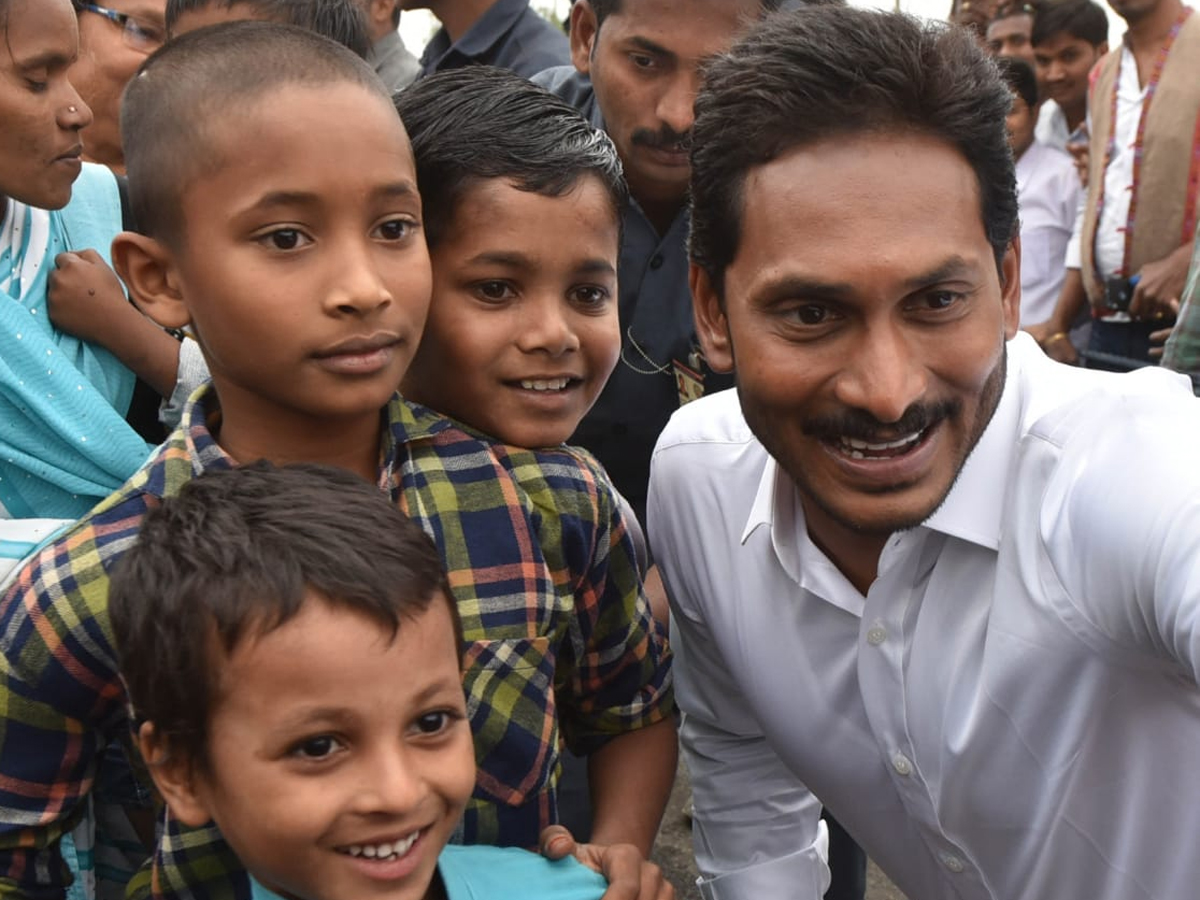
top-left (648, 334), bottom-right (1200, 900)
top-left (1016, 140), bottom-right (1082, 325)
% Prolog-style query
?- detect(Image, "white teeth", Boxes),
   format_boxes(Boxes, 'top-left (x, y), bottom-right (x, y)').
top-left (343, 832), bottom-right (420, 860)
top-left (840, 430), bottom-right (923, 456)
top-left (519, 377), bottom-right (570, 392)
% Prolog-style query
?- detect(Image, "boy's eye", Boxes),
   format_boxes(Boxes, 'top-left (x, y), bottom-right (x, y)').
top-left (569, 285), bottom-right (612, 310)
top-left (261, 229), bottom-right (309, 251)
top-left (291, 735), bottom-right (344, 759)
top-left (474, 281), bottom-right (516, 303)
top-left (374, 218), bottom-right (417, 242)
top-left (413, 710), bottom-right (456, 736)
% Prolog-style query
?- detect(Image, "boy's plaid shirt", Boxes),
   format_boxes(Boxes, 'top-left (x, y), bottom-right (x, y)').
top-left (0, 387), bottom-right (673, 900)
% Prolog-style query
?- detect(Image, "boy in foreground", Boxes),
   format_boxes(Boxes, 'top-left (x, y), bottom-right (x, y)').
top-left (0, 22), bottom-right (672, 900)
top-left (111, 463), bottom-right (610, 900)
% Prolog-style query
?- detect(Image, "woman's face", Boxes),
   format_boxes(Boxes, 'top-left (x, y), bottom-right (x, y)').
top-left (0, 0), bottom-right (92, 211)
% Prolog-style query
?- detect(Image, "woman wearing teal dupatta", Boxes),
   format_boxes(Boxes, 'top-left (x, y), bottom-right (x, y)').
top-left (1, 2), bottom-right (151, 523)
top-left (1, 163), bottom-right (152, 520)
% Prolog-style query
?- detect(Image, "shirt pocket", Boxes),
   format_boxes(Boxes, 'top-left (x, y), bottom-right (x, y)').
top-left (462, 636), bottom-right (558, 809)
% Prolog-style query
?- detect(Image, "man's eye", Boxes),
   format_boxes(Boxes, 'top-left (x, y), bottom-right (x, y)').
top-left (919, 291), bottom-right (965, 310)
top-left (291, 735), bottom-right (343, 759)
top-left (788, 304), bottom-right (833, 326)
top-left (630, 53), bottom-right (656, 70)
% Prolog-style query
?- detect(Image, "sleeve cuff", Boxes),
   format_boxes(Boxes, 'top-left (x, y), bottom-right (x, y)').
top-left (696, 819), bottom-right (830, 900)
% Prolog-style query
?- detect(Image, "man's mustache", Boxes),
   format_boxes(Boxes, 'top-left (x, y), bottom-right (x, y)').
top-left (631, 126), bottom-right (692, 152)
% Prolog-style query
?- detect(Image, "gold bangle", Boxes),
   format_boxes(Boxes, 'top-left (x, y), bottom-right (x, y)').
top-left (1043, 331), bottom-right (1070, 346)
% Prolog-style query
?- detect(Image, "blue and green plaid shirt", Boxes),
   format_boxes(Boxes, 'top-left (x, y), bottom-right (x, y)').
top-left (0, 387), bottom-right (672, 900)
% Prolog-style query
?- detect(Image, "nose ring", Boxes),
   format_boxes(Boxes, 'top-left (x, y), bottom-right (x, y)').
top-left (68, 106), bottom-right (77, 113)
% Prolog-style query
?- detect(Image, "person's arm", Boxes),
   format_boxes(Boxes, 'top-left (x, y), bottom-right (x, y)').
top-left (1129, 242), bottom-right (1194, 321)
top-left (587, 718), bottom-right (677, 855)
top-left (1026, 268), bottom-right (1087, 364)
top-left (543, 459), bottom-right (677, 900)
top-left (0, 525), bottom-right (132, 900)
top-left (48, 250), bottom-right (180, 398)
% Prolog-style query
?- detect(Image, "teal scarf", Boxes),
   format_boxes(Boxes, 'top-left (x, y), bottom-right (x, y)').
top-left (0, 163), bottom-right (151, 519)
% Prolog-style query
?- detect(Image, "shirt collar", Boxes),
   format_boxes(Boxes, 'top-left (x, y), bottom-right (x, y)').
top-left (741, 334), bottom-right (1030, 557)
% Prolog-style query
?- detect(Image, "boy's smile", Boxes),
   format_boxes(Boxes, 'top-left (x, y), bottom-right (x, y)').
top-left (402, 176), bottom-right (620, 449)
top-left (171, 596), bottom-right (474, 900)
top-left (164, 81), bottom-right (431, 454)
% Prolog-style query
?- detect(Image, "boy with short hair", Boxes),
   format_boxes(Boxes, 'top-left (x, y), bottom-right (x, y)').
top-left (0, 22), bottom-right (672, 900)
top-left (111, 462), bottom-right (609, 900)
top-left (165, 0), bottom-right (371, 52)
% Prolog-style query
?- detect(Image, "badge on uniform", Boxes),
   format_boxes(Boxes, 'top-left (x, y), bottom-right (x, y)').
top-left (673, 348), bottom-right (706, 406)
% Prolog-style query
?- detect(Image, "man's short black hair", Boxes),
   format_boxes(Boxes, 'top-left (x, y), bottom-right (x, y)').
top-left (585, 0), bottom-right (783, 29)
top-left (121, 20), bottom-right (390, 246)
top-left (394, 66), bottom-right (627, 248)
top-left (997, 55), bottom-right (1039, 109)
top-left (164, 0), bottom-right (372, 58)
top-left (110, 462), bottom-right (458, 768)
top-left (690, 6), bottom-right (1018, 297)
top-left (990, 0), bottom-right (1038, 23)
top-left (1031, 0), bottom-right (1107, 47)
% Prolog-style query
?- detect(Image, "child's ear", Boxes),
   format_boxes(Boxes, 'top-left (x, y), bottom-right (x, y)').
top-left (690, 262), bottom-right (734, 374)
top-left (111, 232), bottom-right (192, 331)
top-left (136, 722), bottom-right (213, 828)
top-left (569, 1), bottom-right (599, 74)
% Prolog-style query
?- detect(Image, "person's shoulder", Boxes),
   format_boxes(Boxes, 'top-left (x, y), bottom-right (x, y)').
top-left (655, 388), bottom-right (754, 453)
top-left (438, 844), bottom-right (607, 900)
top-left (531, 64), bottom-right (591, 104)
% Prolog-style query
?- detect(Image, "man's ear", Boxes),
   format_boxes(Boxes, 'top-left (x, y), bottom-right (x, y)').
top-left (137, 721), bottom-right (213, 828)
top-left (111, 231), bottom-right (192, 331)
top-left (570, 0), bottom-right (599, 75)
top-left (690, 262), bottom-right (734, 373)
top-left (1000, 237), bottom-right (1021, 339)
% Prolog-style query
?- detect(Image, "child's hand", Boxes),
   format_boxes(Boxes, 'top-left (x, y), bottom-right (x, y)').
top-left (48, 249), bottom-right (137, 347)
top-left (540, 826), bottom-right (675, 900)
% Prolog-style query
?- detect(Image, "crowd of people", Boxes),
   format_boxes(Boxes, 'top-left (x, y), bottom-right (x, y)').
top-left (1, 1), bottom-right (1199, 900)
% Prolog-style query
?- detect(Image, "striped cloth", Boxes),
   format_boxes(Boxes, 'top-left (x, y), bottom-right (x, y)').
top-left (0, 386), bottom-right (673, 900)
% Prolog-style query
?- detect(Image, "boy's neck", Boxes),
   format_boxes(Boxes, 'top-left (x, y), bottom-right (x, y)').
top-left (212, 390), bottom-right (385, 485)
top-left (431, 0), bottom-right (496, 42)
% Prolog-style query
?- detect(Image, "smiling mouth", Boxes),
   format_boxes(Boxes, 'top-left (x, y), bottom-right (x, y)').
top-left (515, 377), bottom-right (577, 392)
top-left (337, 831), bottom-right (420, 861)
top-left (831, 427), bottom-right (930, 460)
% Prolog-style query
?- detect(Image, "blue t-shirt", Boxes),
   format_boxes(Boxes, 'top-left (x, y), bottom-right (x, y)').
top-left (249, 844), bottom-right (607, 900)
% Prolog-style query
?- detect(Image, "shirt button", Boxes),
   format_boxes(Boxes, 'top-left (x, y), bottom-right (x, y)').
top-left (867, 626), bottom-right (887, 646)
top-left (891, 753), bottom-right (912, 776)
top-left (939, 852), bottom-right (965, 873)
top-left (649, 253), bottom-right (664, 270)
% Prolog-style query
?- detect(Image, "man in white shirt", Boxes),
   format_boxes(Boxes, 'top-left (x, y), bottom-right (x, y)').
top-left (998, 56), bottom-right (1081, 327)
top-left (650, 7), bottom-right (1200, 899)
top-left (1030, 0), bottom-right (1108, 152)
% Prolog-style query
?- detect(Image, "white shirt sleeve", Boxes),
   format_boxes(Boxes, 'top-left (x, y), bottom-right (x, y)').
top-left (670, 603), bottom-right (831, 900)
top-left (1038, 374), bottom-right (1200, 682)
top-left (159, 336), bottom-right (211, 429)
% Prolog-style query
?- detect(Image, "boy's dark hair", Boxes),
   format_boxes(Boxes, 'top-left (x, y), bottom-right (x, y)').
top-left (997, 55), bottom-right (1039, 110)
top-left (164, 0), bottom-right (371, 57)
top-left (110, 462), bottom-right (459, 768)
top-left (394, 66), bottom-right (627, 248)
top-left (689, 6), bottom-right (1018, 298)
top-left (121, 21), bottom-right (390, 246)
top-left (1031, 0), bottom-right (1107, 47)
top-left (584, 0), bottom-right (783, 30)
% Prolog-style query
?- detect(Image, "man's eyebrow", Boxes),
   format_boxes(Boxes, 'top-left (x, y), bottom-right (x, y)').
top-left (628, 35), bottom-right (676, 61)
top-left (901, 256), bottom-right (978, 291)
